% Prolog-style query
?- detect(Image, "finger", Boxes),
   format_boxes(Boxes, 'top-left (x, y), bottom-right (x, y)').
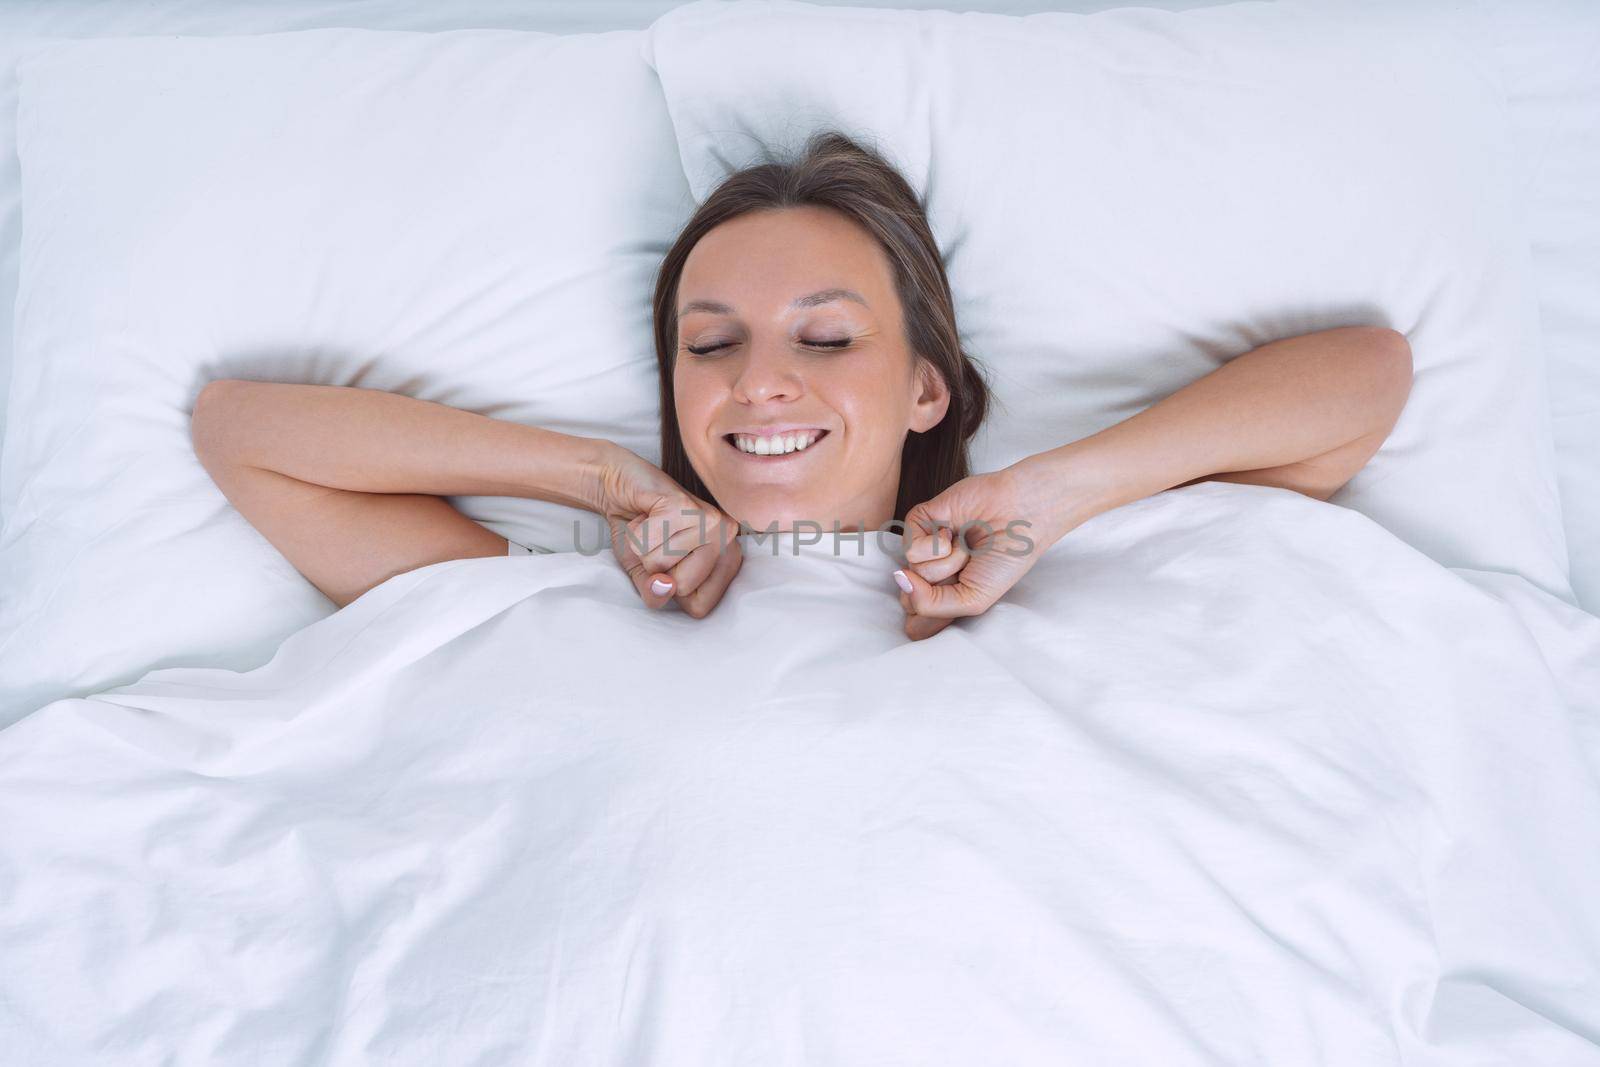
top-left (659, 509), bottom-right (741, 592)
top-left (637, 513), bottom-right (722, 575)
top-left (898, 569), bottom-right (956, 639)
top-left (899, 569), bottom-right (956, 617)
top-left (610, 516), bottom-right (677, 609)
top-left (892, 563), bottom-right (983, 620)
top-left (894, 566), bottom-right (917, 612)
top-left (610, 513), bottom-right (642, 567)
top-left (908, 536), bottom-right (969, 584)
top-left (675, 536), bottom-right (744, 619)
top-left (905, 612), bottom-right (953, 641)
top-left (908, 526), bottom-right (969, 580)
top-left (904, 527), bottom-right (954, 565)
top-left (661, 538), bottom-right (723, 606)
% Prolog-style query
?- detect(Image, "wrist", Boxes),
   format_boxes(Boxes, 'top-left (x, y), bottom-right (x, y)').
top-left (1009, 440), bottom-right (1116, 545)
top-left (517, 425), bottom-right (619, 515)
top-left (572, 435), bottom-right (629, 516)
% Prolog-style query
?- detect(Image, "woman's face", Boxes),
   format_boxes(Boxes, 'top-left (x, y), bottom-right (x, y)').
top-left (673, 205), bottom-right (950, 535)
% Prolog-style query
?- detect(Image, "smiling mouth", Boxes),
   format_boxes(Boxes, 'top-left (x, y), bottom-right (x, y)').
top-left (723, 429), bottom-right (830, 459)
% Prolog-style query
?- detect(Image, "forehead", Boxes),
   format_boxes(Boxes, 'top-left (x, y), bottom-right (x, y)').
top-left (679, 205), bottom-right (896, 315)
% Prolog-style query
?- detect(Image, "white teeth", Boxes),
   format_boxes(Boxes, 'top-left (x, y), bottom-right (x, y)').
top-left (732, 431), bottom-right (822, 455)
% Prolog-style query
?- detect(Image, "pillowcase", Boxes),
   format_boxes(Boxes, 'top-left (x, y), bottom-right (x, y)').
top-left (0, 28), bottom-right (693, 724)
top-left (1474, 0), bottom-right (1600, 612)
top-left (644, 0), bottom-right (1575, 605)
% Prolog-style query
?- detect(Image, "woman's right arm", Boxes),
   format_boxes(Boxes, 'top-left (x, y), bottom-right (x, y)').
top-left (189, 380), bottom-right (615, 608)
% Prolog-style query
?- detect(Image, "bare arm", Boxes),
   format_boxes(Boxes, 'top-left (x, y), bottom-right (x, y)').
top-left (190, 380), bottom-right (615, 608)
top-left (1019, 325), bottom-right (1414, 538)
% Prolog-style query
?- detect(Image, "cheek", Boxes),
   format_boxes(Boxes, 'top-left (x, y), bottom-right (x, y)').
top-left (672, 371), bottom-right (712, 440)
top-left (826, 364), bottom-right (911, 449)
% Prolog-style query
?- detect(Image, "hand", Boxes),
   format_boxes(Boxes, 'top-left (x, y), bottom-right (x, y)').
top-left (594, 445), bottom-right (743, 618)
top-left (893, 462), bottom-right (1074, 641)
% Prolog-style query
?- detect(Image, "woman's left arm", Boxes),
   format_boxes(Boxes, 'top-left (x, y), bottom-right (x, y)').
top-left (1027, 324), bottom-right (1413, 524)
top-left (893, 325), bottom-right (1413, 640)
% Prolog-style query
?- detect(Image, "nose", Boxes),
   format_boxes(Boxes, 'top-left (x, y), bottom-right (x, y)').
top-left (731, 339), bottom-right (804, 405)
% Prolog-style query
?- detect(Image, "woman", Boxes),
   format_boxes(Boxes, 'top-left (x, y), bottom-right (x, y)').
top-left (191, 130), bottom-right (1412, 641)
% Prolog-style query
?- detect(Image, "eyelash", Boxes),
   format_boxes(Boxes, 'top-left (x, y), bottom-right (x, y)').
top-left (684, 338), bottom-right (853, 357)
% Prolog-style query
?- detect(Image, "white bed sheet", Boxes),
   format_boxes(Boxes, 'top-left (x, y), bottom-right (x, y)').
top-left (1, 0), bottom-right (1596, 611)
top-left (2, 481), bottom-right (1598, 1064)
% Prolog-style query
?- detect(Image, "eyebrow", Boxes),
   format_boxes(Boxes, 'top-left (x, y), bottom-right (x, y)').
top-left (677, 287), bottom-right (870, 318)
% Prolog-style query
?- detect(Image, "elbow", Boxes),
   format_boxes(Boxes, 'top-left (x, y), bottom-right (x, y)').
top-left (1370, 326), bottom-right (1414, 424)
top-left (1344, 326), bottom-right (1413, 432)
top-left (1346, 325), bottom-right (1411, 370)
top-left (190, 378), bottom-right (248, 464)
top-left (1372, 326), bottom-right (1412, 378)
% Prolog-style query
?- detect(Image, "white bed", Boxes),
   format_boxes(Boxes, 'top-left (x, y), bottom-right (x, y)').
top-left (0, 1), bottom-right (1597, 1063)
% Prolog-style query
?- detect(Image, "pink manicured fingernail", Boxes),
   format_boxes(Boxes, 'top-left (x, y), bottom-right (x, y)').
top-left (651, 578), bottom-right (672, 595)
top-left (892, 569), bottom-right (913, 594)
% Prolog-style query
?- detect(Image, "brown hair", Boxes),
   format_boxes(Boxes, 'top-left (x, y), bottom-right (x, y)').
top-left (650, 129), bottom-right (991, 524)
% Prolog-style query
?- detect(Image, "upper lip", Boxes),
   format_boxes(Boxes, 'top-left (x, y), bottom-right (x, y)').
top-left (722, 426), bottom-right (829, 437)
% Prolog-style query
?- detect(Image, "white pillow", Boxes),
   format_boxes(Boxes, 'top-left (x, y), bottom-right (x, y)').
top-left (1475, 0), bottom-right (1600, 612)
top-left (644, 0), bottom-right (1575, 605)
top-left (0, 28), bottom-right (693, 724)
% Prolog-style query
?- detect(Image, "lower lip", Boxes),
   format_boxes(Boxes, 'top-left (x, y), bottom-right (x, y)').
top-left (725, 431), bottom-right (830, 461)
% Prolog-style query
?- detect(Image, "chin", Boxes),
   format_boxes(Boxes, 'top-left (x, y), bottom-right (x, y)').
top-left (721, 496), bottom-right (826, 534)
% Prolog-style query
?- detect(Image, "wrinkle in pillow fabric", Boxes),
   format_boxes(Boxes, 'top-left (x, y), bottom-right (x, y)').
top-left (0, 28), bottom-right (693, 724)
top-left (2, 482), bottom-right (1598, 1062)
top-left (642, 0), bottom-right (1575, 607)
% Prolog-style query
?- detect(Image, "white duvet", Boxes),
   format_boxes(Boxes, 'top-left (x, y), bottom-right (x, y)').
top-left (2, 481), bottom-right (1598, 1066)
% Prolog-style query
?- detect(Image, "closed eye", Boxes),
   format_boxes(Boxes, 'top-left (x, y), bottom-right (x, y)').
top-left (684, 338), bottom-right (853, 357)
